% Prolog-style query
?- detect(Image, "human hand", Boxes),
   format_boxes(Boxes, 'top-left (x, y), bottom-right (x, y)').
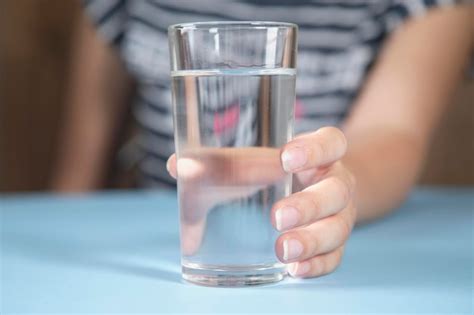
top-left (273, 127), bottom-right (356, 278)
top-left (167, 127), bottom-right (356, 278)
top-left (167, 147), bottom-right (286, 256)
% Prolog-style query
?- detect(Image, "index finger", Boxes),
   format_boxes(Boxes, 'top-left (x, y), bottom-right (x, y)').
top-left (281, 127), bottom-right (347, 173)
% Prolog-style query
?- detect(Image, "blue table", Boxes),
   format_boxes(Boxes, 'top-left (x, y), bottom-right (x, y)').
top-left (1, 187), bottom-right (473, 314)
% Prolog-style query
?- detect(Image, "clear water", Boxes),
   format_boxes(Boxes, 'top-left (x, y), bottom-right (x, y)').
top-left (171, 68), bottom-right (295, 285)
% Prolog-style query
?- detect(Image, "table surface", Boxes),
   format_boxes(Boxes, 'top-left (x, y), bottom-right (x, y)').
top-left (1, 187), bottom-right (473, 314)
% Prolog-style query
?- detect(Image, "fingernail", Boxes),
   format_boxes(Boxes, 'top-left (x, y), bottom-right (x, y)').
top-left (282, 239), bottom-right (304, 261)
top-left (281, 147), bottom-right (307, 172)
top-left (275, 206), bottom-right (300, 231)
top-left (288, 261), bottom-right (311, 277)
top-left (177, 158), bottom-right (203, 179)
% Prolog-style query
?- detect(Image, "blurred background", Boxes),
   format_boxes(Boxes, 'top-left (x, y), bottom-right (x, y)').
top-left (0, 0), bottom-right (473, 192)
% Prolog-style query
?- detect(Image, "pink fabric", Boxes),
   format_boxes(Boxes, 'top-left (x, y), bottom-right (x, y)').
top-left (213, 104), bottom-right (240, 134)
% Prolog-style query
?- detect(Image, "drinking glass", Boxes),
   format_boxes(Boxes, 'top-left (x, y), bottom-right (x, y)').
top-left (168, 21), bottom-right (297, 286)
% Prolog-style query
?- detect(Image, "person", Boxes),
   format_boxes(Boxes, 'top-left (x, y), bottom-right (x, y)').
top-left (52, 0), bottom-right (473, 278)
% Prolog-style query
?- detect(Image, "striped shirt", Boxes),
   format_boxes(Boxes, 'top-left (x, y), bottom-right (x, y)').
top-left (83, 0), bottom-right (455, 188)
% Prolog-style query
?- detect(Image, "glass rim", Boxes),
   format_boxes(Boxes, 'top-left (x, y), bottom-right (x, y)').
top-left (168, 21), bottom-right (298, 32)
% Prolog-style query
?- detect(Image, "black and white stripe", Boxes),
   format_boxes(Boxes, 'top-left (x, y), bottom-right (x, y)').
top-left (83, 0), bottom-right (454, 188)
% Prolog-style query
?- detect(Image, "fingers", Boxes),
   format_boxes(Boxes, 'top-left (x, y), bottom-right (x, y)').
top-left (281, 127), bottom-right (347, 173)
top-left (173, 146), bottom-right (289, 257)
top-left (287, 246), bottom-right (344, 278)
top-left (168, 127), bottom-right (347, 185)
top-left (180, 219), bottom-right (207, 256)
top-left (272, 163), bottom-right (354, 231)
top-left (275, 201), bottom-right (355, 264)
top-left (167, 147), bottom-right (287, 186)
top-left (166, 154), bottom-right (177, 178)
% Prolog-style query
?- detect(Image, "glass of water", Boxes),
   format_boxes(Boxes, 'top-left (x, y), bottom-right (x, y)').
top-left (168, 22), bottom-right (297, 286)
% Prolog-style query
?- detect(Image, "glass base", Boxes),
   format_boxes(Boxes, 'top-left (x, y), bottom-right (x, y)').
top-left (182, 261), bottom-right (287, 287)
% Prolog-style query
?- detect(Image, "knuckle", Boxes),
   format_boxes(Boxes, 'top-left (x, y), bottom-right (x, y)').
top-left (310, 247), bottom-right (346, 277)
top-left (311, 257), bottom-right (325, 276)
top-left (318, 126), bottom-right (340, 136)
top-left (320, 127), bottom-right (347, 152)
top-left (322, 260), bottom-right (337, 275)
top-left (327, 249), bottom-right (344, 274)
top-left (352, 205), bottom-right (358, 222)
top-left (330, 176), bottom-right (351, 205)
top-left (334, 246), bottom-right (345, 263)
top-left (306, 192), bottom-right (322, 220)
top-left (331, 163), bottom-right (356, 195)
top-left (311, 141), bottom-right (326, 165)
top-left (332, 127), bottom-right (348, 150)
top-left (347, 171), bottom-right (357, 192)
top-left (338, 215), bottom-right (353, 239)
top-left (302, 229), bottom-right (320, 257)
